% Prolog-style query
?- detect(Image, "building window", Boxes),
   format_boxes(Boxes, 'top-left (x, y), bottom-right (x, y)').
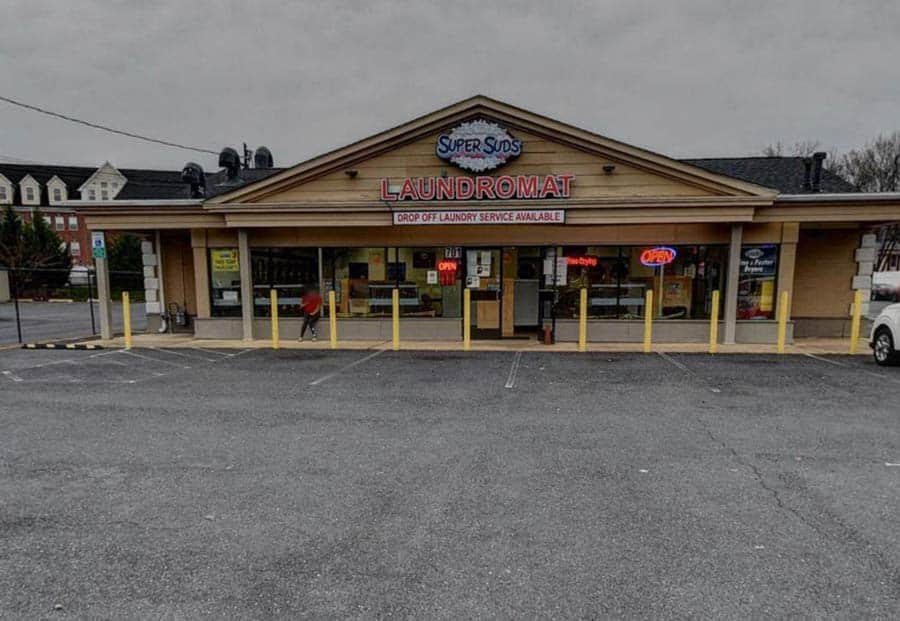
top-left (70, 241), bottom-right (81, 257)
top-left (54, 216), bottom-right (65, 231)
top-left (0, 186), bottom-right (7, 201)
top-left (88, 189), bottom-right (96, 200)
top-left (101, 190), bottom-right (109, 200)
top-left (553, 245), bottom-right (729, 320)
top-left (738, 245), bottom-right (779, 319)
top-left (250, 248), bottom-right (319, 317)
top-left (100, 181), bottom-right (108, 188)
top-left (209, 248), bottom-right (242, 317)
top-left (68, 216), bottom-right (78, 230)
top-left (53, 187), bottom-right (62, 202)
top-left (25, 186), bottom-right (35, 201)
top-left (394, 248), bottom-right (460, 317)
top-left (323, 247), bottom-right (392, 318)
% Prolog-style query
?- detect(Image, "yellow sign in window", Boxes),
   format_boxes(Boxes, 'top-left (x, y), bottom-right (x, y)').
top-left (211, 249), bottom-right (239, 272)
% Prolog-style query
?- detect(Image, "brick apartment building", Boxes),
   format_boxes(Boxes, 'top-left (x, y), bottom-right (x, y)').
top-left (0, 162), bottom-right (186, 266)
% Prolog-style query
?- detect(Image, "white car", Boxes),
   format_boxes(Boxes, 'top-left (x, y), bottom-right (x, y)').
top-left (870, 303), bottom-right (900, 366)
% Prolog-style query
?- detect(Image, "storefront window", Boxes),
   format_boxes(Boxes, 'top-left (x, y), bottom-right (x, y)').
top-left (320, 247), bottom-right (462, 318)
top-left (553, 245), bottom-right (728, 320)
top-left (251, 248), bottom-right (319, 317)
top-left (209, 248), bottom-right (242, 317)
top-left (322, 247), bottom-right (390, 317)
top-left (738, 244), bottom-right (778, 319)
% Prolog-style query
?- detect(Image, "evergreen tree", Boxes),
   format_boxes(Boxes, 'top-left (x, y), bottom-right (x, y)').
top-left (108, 234), bottom-right (143, 273)
top-left (0, 205), bottom-right (71, 289)
top-left (0, 204), bottom-right (26, 268)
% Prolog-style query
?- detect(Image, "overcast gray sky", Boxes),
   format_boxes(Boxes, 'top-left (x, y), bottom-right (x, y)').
top-left (1, 0), bottom-right (898, 171)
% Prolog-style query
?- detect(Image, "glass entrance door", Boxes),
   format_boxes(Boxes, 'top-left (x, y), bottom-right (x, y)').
top-left (466, 248), bottom-right (502, 339)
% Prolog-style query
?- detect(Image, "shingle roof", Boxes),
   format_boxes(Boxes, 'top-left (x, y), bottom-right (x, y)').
top-left (681, 157), bottom-right (857, 194)
top-left (0, 156), bottom-right (860, 205)
top-left (0, 162), bottom-right (284, 202)
top-left (0, 163), bottom-right (95, 204)
top-left (205, 168), bottom-right (284, 199)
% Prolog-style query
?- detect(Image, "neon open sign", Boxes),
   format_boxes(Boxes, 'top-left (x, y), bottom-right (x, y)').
top-left (566, 256), bottom-right (598, 267)
top-left (640, 247), bottom-right (677, 267)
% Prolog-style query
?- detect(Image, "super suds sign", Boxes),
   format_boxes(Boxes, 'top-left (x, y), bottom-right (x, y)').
top-left (380, 119), bottom-right (575, 202)
top-left (436, 120), bottom-right (522, 172)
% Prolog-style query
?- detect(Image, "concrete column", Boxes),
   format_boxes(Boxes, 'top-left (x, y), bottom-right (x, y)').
top-left (238, 229), bottom-right (254, 340)
top-left (777, 223), bottom-right (799, 320)
top-left (190, 229), bottom-right (211, 320)
top-left (723, 223), bottom-right (743, 345)
top-left (853, 231), bottom-right (877, 318)
top-left (94, 231), bottom-right (114, 340)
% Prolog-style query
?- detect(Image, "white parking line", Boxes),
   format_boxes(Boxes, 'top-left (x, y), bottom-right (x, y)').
top-left (120, 349), bottom-right (190, 369)
top-left (803, 352), bottom-right (847, 367)
top-left (150, 347), bottom-right (217, 362)
top-left (657, 351), bottom-right (690, 373)
top-left (309, 350), bottom-right (385, 386)
top-left (192, 347), bottom-right (231, 357)
top-left (505, 351), bottom-right (522, 389)
top-left (803, 352), bottom-right (900, 385)
top-left (2, 370), bottom-right (22, 382)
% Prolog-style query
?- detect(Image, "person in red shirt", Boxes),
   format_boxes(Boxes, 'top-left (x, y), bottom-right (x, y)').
top-left (299, 288), bottom-right (323, 341)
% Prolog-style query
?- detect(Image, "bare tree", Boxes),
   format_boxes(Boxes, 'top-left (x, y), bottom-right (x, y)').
top-left (762, 140), bottom-right (823, 157)
top-left (834, 132), bottom-right (900, 192)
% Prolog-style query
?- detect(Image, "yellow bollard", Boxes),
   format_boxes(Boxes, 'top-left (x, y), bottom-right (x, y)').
top-left (709, 289), bottom-right (720, 354)
top-left (328, 290), bottom-right (337, 350)
top-left (463, 288), bottom-right (471, 352)
top-left (643, 289), bottom-right (653, 354)
top-left (122, 291), bottom-right (132, 350)
top-left (392, 288), bottom-right (400, 351)
top-left (578, 287), bottom-right (587, 352)
top-left (777, 290), bottom-right (789, 354)
top-left (849, 289), bottom-right (863, 355)
top-left (270, 289), bottom-right (279, 349)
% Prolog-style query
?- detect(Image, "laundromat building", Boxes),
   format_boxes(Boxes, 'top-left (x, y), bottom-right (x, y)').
top-left (75, 96), bottom-right (900, 344)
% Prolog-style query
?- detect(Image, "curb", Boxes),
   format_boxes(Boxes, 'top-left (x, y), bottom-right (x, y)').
top-left (22, 343), bottom-right (104, 350)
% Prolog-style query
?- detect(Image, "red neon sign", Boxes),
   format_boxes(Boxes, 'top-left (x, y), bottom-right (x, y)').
top-left (640, 247), bottom-right (677, 267)
top-left (565, 256), bottom-right (598, 267)
top-left (438, 259), bottom-right (458, 285)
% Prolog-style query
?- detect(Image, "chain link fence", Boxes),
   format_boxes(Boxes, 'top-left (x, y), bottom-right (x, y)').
top-left (0, 267), bottom-right (146, 345)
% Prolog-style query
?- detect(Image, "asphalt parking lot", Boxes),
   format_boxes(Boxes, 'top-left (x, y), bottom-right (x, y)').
top-left (0, 302), bottom-right (146, 345)
top-left (2, 347), bottom-right (900, 618)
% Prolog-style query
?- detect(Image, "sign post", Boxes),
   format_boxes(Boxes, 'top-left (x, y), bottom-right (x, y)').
top-left (91, 231), bottom-right (106, 260)
top-left (92, 231), bottom-right (113, 340)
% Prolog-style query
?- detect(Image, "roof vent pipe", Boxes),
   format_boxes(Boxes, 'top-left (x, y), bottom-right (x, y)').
top-left (254, 146), bottom-right (274, 169)
top-left (181, 162), bottom-right (206, 198)
top-left (802, 158), bottom-right (813, 192)
top-left (218, 147), bottom-right (241, 179)
top-left (811, 151), bottom-right (827, 192)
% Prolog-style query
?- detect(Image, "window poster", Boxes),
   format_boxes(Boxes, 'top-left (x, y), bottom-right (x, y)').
top-left (738, 245), bottom-right (778, 319)
top-left (211, 249), bottom-right (239, 271)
